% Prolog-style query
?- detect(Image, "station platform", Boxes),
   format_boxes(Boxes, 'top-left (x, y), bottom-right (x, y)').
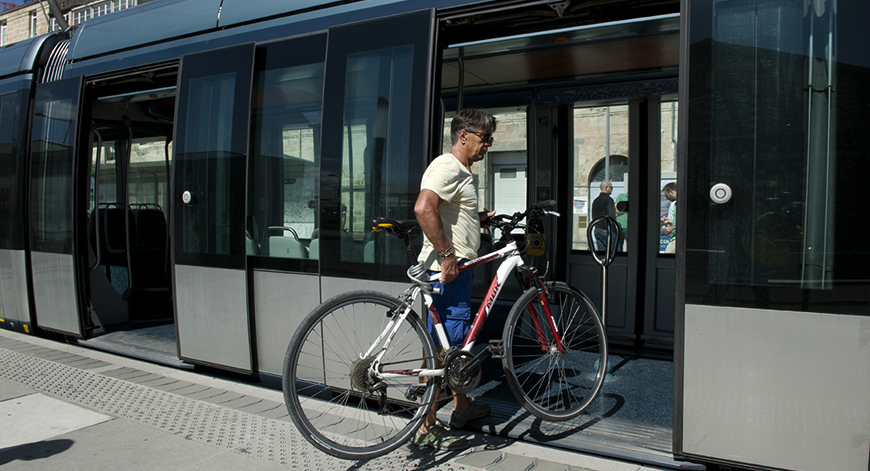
top-left (0, 329), bottom-right (695, 471)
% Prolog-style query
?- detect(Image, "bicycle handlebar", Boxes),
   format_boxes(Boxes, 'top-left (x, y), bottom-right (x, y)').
top-left (484, 200), bottom-right (560, 239)
top-left (370, 201), bottom-right (560, 259)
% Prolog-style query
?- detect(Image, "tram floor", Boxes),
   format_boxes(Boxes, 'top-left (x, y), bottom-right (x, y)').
top-left (77, 322), bottom-right (190, 369)
top-left (436, 344), bottom-right (685, 468)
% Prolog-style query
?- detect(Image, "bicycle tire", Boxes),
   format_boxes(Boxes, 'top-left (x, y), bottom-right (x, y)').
top-left (502, 281), bottom-right (607, 421)
top-left (283, 290), bottom-right (438, 460)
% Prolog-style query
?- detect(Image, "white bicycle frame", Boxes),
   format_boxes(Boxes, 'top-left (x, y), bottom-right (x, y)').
top-left (368, 240), bottom-right (524, 384)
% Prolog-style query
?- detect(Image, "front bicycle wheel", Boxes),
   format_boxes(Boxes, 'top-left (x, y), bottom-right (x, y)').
top-left (283, 290), bottom-right (438, 460)
top-left (502, 281), bottom-right (607, 421)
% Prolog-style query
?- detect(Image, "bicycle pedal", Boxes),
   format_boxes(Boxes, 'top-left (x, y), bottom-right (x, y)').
top-left (488, 339), bottom-right (504, 359)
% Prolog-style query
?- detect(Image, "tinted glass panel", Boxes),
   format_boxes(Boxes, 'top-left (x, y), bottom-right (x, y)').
top-left (248, 35), bottom-right (325, 267)
top-left (686, 0), bottom-right (870, 314)
top-left (0, 93), bottom-right (16, 249)
top-left (174, 44), bottom-right (253, 267)
top-left (320, 10), bottom-right (434, 281)
top-left (30, 79), bottom-right (82, 254)
top-left (571, 105), bottom-right (629, 252)
top-left (339, 45), bottom-right (416, 265)
top-left (659, 101), bottom-right (678, 254)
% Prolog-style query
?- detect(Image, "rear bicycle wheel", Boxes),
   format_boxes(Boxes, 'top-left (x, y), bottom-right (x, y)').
top-left (283, 290), bottom-right (438, 460)
top-left (502, 281), bottom-right (607, 421)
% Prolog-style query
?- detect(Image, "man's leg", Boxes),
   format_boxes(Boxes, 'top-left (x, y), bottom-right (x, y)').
top-left (420, 267), bottom-right (475, 432)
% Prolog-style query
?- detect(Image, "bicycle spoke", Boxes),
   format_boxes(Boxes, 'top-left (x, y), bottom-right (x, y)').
top-left (503, 283), bottom-right (606, 421)
top-left (284, 292), bottom-right (438, 459)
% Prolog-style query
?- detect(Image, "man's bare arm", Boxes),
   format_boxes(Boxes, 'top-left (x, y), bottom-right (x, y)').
top-left (415, 189), bottom-right (458, 283)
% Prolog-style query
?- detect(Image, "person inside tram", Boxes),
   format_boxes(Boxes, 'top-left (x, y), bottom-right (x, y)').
top-left (413, 108), bottom-right (496, 451)
top-left (614, 189), bottom-right (628, 252)
top-left (591, 180), bottom-right (620, 253)
top-left (661, 182), bottom-right (677, 254)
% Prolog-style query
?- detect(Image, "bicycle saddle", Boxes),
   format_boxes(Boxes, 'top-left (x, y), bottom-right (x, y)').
top-left (371, 217), bottom-right (419, 233)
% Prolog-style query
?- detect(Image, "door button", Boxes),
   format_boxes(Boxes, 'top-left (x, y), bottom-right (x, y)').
top-left (710, 183), bottom-right (732, 204)
top-left (182, 191), bottom-right (192, 204)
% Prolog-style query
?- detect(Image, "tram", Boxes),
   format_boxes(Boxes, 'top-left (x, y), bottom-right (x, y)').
top-left (0, 0), bottom-right (867, 470)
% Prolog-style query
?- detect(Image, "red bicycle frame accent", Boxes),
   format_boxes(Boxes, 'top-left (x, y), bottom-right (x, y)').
top-left (432, 244), bottom-right (567, 353)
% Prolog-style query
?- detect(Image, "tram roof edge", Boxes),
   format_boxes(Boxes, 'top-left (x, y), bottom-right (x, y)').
top-left (66, 0), bottom-right (483, 65)
top-left (67, 0), bottom-right (223, 62)
top-left (0, 35), bottom-right (59, 79)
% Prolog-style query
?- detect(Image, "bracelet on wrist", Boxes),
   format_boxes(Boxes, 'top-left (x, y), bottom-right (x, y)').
top-left (438, 246), bottom-right (455, 260)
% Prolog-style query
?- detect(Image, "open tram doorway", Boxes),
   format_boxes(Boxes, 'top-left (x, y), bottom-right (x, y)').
top-left (77, 68), bottom-right (183, 367)
top-left (434, 8), bottom-right (686, 467)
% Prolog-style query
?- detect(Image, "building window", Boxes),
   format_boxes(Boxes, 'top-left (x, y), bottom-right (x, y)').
top-left (30, 12), bottom-right (38, 38)
top-left (1, 22), bottom-right (6, 47)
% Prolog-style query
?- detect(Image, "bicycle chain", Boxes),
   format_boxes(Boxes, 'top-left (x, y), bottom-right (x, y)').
top-left (368, 293), bottom-right (456, 417)
top-left (365, 352), bottom-right (454, 418)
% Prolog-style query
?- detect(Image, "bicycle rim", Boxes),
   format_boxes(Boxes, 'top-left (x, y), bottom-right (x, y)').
top-left (283, 291), bottom-right (438, 460)
top-left (502, 282), bottom-right (607, 421)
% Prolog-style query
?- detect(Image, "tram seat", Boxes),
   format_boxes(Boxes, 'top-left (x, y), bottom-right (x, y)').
top-left (135, 209), bottom-right (166, 251)
top-left (361, 230), bottom-right (412, 265)
top-left (308, 238), bottom-right (319, 259)
top-left (364, 240), bottom-right (374, 263)
top-left (246, 232), bottom-right (260, 256)
top-left (269, 236), bottom-right (307, 259)
top-left (97, 207), bottom-right (137, 267)
top-left (131, 208), bottom-right (170, 288)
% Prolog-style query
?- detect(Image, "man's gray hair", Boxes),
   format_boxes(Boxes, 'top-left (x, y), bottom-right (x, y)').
top-left (450, 108), bottom-right (497, 145)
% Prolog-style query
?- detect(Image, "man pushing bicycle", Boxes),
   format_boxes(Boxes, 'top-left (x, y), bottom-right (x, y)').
top-left (412, 108), bottom-right (497, 450)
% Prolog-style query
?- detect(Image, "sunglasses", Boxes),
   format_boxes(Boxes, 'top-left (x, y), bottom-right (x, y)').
top-left (466, 130), bottom-right (494, 145)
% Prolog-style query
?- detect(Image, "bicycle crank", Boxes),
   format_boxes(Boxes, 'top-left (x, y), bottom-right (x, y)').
top-left (443, 350), bottom-right (482, 394)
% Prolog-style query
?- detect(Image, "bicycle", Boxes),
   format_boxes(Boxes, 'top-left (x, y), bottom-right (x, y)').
top-left (282, 200), bottom-right (608, 459)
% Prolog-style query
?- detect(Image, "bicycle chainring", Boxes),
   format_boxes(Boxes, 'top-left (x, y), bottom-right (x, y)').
top-left (444, 350), bottom-right (481, 395)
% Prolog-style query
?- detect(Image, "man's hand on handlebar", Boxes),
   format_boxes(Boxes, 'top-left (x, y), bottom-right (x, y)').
top-left (479, 209), bottom-right (496, 229)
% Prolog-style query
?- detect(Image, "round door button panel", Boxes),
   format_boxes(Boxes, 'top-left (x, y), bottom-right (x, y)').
top-left (710, 183), bottom-right (732, 204)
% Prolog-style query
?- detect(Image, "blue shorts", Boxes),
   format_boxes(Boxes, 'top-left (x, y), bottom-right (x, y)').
top-left (427, 266), bottom-right (473, 348)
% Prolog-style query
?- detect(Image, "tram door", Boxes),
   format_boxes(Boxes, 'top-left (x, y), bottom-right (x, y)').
top-left (172, 44), bottom-right (255, 372)
top-left (677, 1), bottom-right (870, 470)
top-left (555, 98), bottom-right (678, 350)
top-left (28, 76), bottom-right (88, 337)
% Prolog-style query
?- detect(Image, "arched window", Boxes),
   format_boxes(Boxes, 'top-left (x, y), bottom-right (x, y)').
top-left (588, 154), bottom-right (628, 183)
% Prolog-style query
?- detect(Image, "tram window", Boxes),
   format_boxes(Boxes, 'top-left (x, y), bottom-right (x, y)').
top-left (685, 0), bottom-right (870, 313)
top-left (129, 139), bottom-right (171, 212)
top-left (31, 93), bottom-right (78, 252)
top-left (338, 45), bottom-right (417, 266)
top-left (659, 101), bottom-right (678, 255)
top-left (0, 93), bottom-right (16, 249)
top-left (571, 105), bottom-right (629, 252)
top-left (90, 138), bottom-right (171, 212)
top-left (248, 35), bottom-right (325, 262)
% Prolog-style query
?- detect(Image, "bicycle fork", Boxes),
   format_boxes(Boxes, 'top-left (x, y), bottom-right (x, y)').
top-left (520, 274), bottom-right (567, 353)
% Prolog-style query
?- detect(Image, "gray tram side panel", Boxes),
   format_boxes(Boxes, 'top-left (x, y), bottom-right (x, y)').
top-left (682, 304), bottom-right (870, 471)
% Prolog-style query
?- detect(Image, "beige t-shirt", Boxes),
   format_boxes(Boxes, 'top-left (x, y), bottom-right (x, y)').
top-left (418, 153), bottom-right (481, 271)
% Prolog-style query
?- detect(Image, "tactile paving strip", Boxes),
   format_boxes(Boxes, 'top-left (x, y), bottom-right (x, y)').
top-left (0, 348), bottom-right (482, 470)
